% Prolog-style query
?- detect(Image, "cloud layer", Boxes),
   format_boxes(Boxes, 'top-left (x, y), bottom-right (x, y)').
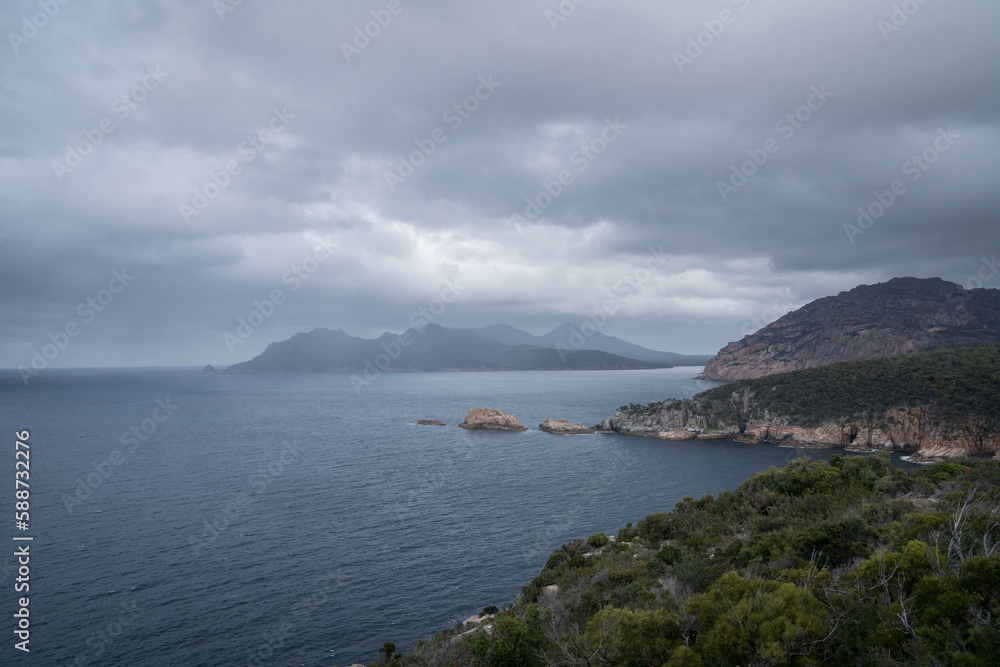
top-left (1, 0), bottom-right (998, 368)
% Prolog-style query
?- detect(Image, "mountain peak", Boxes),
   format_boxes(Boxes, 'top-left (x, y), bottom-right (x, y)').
top-left (702, 277), bottom-right (1000, 381)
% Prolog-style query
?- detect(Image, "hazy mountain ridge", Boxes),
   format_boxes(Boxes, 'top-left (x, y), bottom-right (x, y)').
top-left (702, 277), bottom-right (1000, 381)
top-left (222, 323), bottom-right (696, 374)
top-left (461, 323), bottom-right (712, 365)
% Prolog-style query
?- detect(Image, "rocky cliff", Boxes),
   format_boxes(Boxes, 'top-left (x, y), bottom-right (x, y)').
top-left (602, 344), bottom-right (1000, 461)
top-left (702, 277), bottom-right (1000, 381)
top-left (601, 400), bottom-right (974, 460)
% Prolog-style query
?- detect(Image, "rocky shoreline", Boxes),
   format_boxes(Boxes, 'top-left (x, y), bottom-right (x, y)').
top-left (596, 402), bottom-right (989, 462)
top-left (427, 399), bottom-right (995, 463)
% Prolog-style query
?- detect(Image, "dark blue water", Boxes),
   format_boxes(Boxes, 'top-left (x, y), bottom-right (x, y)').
top-left (0, 367), bottom-right (917, 665)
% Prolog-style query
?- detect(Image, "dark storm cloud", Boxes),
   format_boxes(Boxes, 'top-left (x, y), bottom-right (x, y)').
top-left (0, 0), bottom-right (997, 367)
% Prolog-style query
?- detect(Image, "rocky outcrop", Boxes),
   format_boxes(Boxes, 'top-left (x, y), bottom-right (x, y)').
top-left (539, 419), bottom-right (595, 434)
top-left (459, 409), bottom-right (527, 431)
top-left (462, 613), bottom-right (497, 627)
top-left (201, 365), bottom-right (218, 375)
top-left (600, 401), bottom-right (971, 460)
top-left (417, 420), bottom-right (446, 426)
top-left (702, 277), bottom-right (1000, 381)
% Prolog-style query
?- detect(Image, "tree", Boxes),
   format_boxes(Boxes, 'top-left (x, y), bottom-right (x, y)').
top-left (379, 641), bottom-right (396, 662)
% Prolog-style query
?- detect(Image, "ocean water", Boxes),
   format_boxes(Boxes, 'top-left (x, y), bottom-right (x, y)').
top-left (0, 367), bottom-right (917, 665)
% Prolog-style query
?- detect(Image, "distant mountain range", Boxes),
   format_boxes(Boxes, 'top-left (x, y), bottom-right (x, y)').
top-left (221, 323), bottom-right (711, 374)
top-left (702, 277), bottom-right (1000, 381)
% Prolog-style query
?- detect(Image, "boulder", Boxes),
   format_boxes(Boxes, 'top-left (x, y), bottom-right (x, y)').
top-left (459, 409), bottom-right (526, 431)
top-left (462, 612), bottom-right (496, 627)
top-left (655, 429), bottom-right (698, 441)
top-left (539, 419), bottom-right (595, 435)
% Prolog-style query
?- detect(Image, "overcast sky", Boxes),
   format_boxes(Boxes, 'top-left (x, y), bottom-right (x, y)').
top-left (1, 0), bottom-right (998, 368)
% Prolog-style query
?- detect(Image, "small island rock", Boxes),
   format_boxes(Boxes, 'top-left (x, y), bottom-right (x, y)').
top-left (539, 419), bottom-right (595, 435)
top-left (459, 409), bottom-right (527, 431)
top-left (417, 420), bottom-right (446, 426)
top-left (201, 365), bottom-right (218, 375)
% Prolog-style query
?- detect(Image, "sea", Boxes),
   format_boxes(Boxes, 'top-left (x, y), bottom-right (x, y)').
top-left (0, 367), bottom-right (919, 665)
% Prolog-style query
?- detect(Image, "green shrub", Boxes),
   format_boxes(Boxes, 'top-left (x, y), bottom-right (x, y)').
top-left (464, 605), bottom-right (545, 667)
top-left (587, 533), bottom-right (610, 548)
top-left (657, 545), bottom-right (683, 565)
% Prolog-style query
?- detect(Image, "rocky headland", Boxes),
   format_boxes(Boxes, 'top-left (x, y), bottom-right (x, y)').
top-left (459, 409), bottom-right (527, 431)
top-left (600, 402), bottom-right (971, 461)
top-left (603, 344), bottom-right (1000, 461)
top-left (701, 277), bottom-right (1000, 381)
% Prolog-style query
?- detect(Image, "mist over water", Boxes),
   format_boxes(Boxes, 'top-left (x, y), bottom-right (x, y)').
top-left (0, 367), bottom-right (916, 665)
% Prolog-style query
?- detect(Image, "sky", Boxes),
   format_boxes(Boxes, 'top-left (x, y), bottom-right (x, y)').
top-left (1, 0), bottom-right (998, 368)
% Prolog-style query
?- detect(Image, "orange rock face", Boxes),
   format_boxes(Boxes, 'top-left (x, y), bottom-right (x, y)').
top-left (459, 409), bottom-right (527, 431)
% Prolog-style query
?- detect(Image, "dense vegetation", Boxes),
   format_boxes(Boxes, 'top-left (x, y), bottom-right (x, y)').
top-left (617, 345), bottom-right (1000, 457)
top-left (695, 344), bottom-right (1000, 428)
top-left (371, 455), bottom-right (1000, 666)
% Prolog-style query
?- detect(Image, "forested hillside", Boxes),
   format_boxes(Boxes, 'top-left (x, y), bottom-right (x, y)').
top-left (383, 455), bottom-right (1000, 666)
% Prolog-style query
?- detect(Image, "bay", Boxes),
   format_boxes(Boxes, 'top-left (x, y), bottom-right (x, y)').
top-left (0, 367), bottom-right (917, 665)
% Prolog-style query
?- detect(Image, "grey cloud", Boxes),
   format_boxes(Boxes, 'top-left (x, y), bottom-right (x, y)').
top-left (0, 0), bottom-right (998, 367)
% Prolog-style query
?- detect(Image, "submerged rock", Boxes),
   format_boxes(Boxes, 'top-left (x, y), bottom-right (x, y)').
top-left (459, 409), bottom-right (527, 431)
top-left (539, 419), bottom-right (595, 434)
top-left (416, 420), bottom-right (446, 426)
